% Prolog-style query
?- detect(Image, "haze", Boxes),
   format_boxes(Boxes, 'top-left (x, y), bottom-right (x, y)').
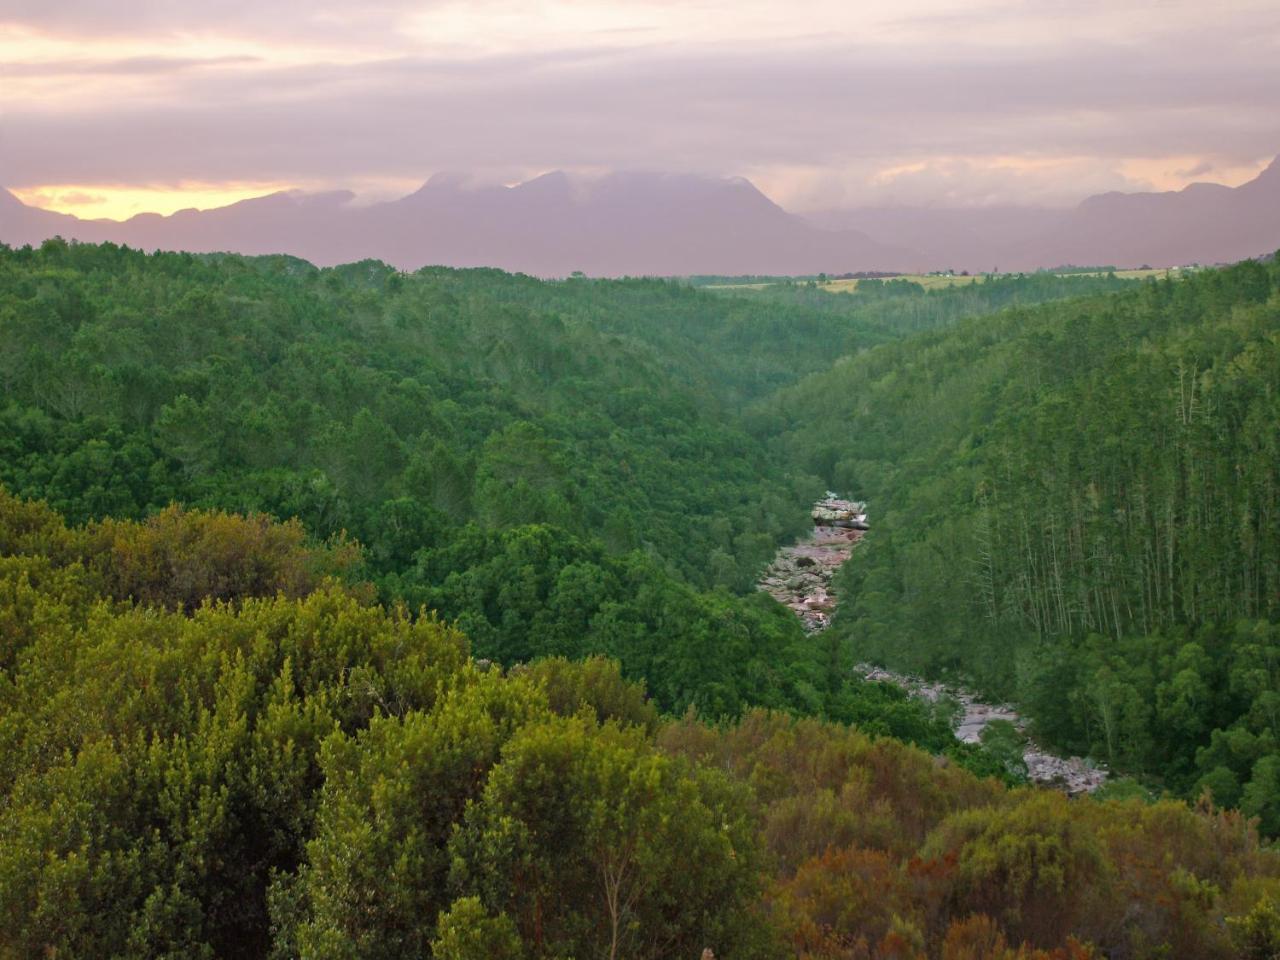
top-left (3, 0), bottom-right (1279, 221)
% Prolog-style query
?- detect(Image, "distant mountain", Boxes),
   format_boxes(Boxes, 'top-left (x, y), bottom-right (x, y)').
top-left (5, 158), bottom-right (1278, 274)
top-left (809, 156), bottom-right (1280, 273)
top-left (1023, 155), bottom-right (1280, 270)
top-left (0, 187), bottom-right (89, 247)
top-left (806, 205), bottom-right (1065, 274)
top-left (0, 172), bottom-right (907, 277)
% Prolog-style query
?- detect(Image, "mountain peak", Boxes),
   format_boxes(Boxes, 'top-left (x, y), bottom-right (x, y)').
top-left (419, 171), bottom-right (470, 192)
top-left (1244, 154), bottom-right (1280, 192)
top-left (511, 170), bottom-right (572, 196)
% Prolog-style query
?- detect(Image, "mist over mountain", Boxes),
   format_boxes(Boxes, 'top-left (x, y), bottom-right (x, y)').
top-left (805, 204), bottom-right (1065, 274)
top-left (3, 158), bottom-right (1278, 274)
top-left (0, 171), bottom-right (904, 276)
top-left (1027, 154), bottom-right (1280, 269)
top-left (811, 155), bottom-right (1280, 272)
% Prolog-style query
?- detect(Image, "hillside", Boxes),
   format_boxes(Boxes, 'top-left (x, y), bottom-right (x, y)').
top-left (762, 253), bottom-right (1280, 823)
top-left (0, 241), bottom-right (1137, 725)
top-left (3, 241), bottom-right (1280, 956)
top-left (2, 486), bottom-right (1278, 959)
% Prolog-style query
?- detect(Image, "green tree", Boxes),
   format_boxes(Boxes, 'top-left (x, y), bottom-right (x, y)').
top-left (432, 897), bottom-right (524, 960)
top-left (449, 716), bottom-right (774, 960)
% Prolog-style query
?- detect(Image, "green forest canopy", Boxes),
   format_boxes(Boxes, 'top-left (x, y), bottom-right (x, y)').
top-left (1, 493), bottom-right (1277, 958)
top-left (763, 254), bottom-right (1280, 828)
top-left (0, 239), bottom-right (1137, 726)
top-left (2, 239), bottom-right (1279, 957)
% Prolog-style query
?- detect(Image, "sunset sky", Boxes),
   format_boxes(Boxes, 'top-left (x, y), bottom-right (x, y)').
top-left (2, 0), bottom-right (1278, 219)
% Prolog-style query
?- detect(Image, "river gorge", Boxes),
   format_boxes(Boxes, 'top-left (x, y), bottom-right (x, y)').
top-left (762, 497), bottom-right (1108, 795)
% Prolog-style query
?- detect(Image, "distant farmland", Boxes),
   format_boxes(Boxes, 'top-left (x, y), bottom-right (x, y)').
top-left (704, 267), bottom-right (1187, 293)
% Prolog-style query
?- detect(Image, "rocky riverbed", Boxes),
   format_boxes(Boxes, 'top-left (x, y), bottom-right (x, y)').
top-left (761, 496), bottom-right (1108, 795)
top-left (758, 496), bottom-right (866, 633)
top-left (858, 665), bottom-right (1108, 795)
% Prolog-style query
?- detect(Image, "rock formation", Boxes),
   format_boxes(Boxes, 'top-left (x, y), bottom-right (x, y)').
top-left (811, 495), bottom-right (870, 529)
top-left (759, 495), bottom-right (865, 633)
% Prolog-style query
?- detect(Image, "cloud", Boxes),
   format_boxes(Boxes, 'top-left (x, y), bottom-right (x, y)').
top-left (0, 1), bottom-right (435, 45)
top-left (1, 1), bottom-right (1278, 207)
top-left (45, 189), bottom-right (103, 205)
top-left (756, 157), bottom-right (1164, 211)
top-left (3, 54), bottom-right (260, 76)
top-left (17, 188), bottom-right (105, 208)
top-left (1176, 160), bottom-right (1216, 179)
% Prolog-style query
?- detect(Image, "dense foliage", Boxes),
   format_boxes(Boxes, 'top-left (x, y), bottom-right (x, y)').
top-left (2, 496), bottom-right (1277, 959)
top-left (704, 271), bottom-right (1137, 337)
top-left (4, 239), bottom-right (1279, 955)
top-left (0, 240), bottom-right (1128, 724)
top-left (765, 254), bottom-right (1280, 819)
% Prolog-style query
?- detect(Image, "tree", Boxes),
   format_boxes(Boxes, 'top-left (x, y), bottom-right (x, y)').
top-left (1228, 896), bottom-right (1280, 960)
top-left (292, 673), bottom-right (548, 959)
top-left (1242, 755), bottom-right (1280, 837)
top-left (432, 897), bottom-right (524, 960)
top-left (448, 716), bottom-right (773, 960)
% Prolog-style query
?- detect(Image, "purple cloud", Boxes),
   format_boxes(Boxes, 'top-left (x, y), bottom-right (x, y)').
top-left (2, 1), bottom-right (1277, 207)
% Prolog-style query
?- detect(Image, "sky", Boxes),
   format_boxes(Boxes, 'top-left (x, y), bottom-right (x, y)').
top-left (2, 0), bottom-right (1278, 219)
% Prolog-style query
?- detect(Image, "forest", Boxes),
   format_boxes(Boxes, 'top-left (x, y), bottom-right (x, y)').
top-left (0, 240), bottom-right (1131, 726)
top-left (3, 491), bottom-right (1279, 959)
top-left (1, 239), bottom-right (1279, 958)
top-left (764, 254), bottom-right (1280, 831)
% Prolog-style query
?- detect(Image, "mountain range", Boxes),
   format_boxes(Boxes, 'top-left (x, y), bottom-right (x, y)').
top-left (813, 155), bottom-right (1280, 273)
top-left (3, 158), bottom-right (1278, 276)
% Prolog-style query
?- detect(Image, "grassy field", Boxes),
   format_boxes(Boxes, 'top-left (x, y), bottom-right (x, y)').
top-left (823, 274), bottom-right (980, 292)
top-left (704, 267), bottom-right (1186, 293)
top-left (822, 268), bottom-right (1190, 292)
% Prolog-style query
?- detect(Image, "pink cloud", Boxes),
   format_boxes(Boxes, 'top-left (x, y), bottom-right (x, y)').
top-left (1, 2), bottom-right (1277, 208)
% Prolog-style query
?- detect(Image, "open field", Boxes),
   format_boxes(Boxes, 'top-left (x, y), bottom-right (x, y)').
top-left (821, 274), bottom-right (983, 292)
top-left (851, 267), bottom-right (1190, 290)
top-left (822, 268), bottom-right (1191, 292)
top-left (704, 267), bottom-right (1188, 293)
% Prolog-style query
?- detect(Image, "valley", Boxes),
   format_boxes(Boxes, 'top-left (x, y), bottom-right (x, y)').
top-left (1, 242), bottom-right (1277, 958)
top-left (763, 497), bottom-right (1109, 794)
top-left (856, 665), bottom-right (1109, 795)
top-left (7, 1), bottom-right (1280, 953)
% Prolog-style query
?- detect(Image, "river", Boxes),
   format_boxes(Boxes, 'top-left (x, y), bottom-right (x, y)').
top-left (760, 496), bottom-right (1108, 795)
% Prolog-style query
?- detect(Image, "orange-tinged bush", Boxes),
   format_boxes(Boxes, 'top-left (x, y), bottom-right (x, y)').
top-left (0, 487), bottom-right (364, 611)
top-left (84, 505), bottom-right (362, 610)
top-left (774, 847), bottom-right (915, 957)
top-left (940, 915), bottom-right (1095, 960)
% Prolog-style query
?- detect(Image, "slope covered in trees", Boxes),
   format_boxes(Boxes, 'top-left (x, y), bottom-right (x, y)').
top-left (1, 495), bottom-right (1277, 959)
top-left (0, 240), bottom-right (1133, 724)
top-left (764, 254), bottom-right (1280, 822)
top-left (4, 239), bottom-right (1280, 955)
top-left (702, 271), bottom-right (1138, 338)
